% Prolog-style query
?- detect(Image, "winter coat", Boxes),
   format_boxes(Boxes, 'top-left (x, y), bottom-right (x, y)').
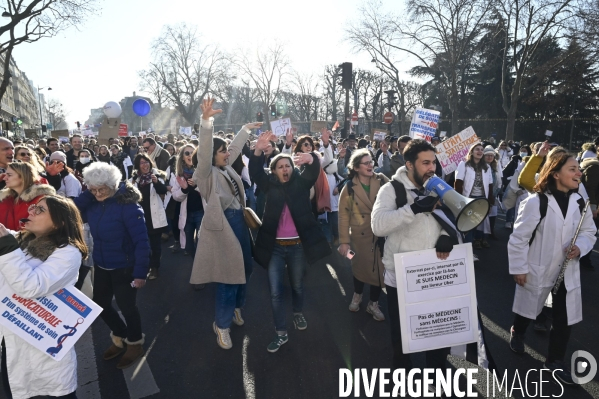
top-left (73, 182), bottom-right (150, 279)
top-left (518, 154), bottom-right (544, 192)
top-left (190, 119), bottom-right (249, 285)
top-left (0, 184), bottom-right (56, 230)
top-left (249, 153), bottom-right (331, 268)
top-left (130, 168), bottom-right (169, 231)
top-left (371, 166), bottom-right (449, 287)
top-left (580, 158), bottom-right (599, 212)
top-left (339, 173), bottom-right (389, 287)
top-left (0, 234), bottom-right (81, 399)
top-left (497, 148), bottom-right (513, 170)
top-left (509, 192), bottom-right (596, 324)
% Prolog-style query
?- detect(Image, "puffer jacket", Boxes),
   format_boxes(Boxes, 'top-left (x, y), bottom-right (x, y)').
top-left (0, 184), bottom-right (56, 230)
top-left (73, 182), bottom-right (150, 279)
top-left (249, 153), bottom-right (331, 268)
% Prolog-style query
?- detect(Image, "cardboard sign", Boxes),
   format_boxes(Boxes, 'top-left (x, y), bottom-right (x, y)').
top-left (435, 126), bottom-right (479, 175)
top-left (409, 108), bottom-right (440, 141)
top-left (310, 121), bottom-right (328, 133)
top-left (394, 244), bottom-right (478, 353)
top-left (0, 285), bottom-right (102, 361)
top-left (270, 118), bottom-right (292, 137)
top-left (118, 124), bottom-right (128, 137)
top-left (370, 128), bottom-right (387, 141)
top-left (24, 129), bottom-right (37, 138)
top-left (98, 117), bottom-right (120, 146)
top-left (51, 129), bottom-right (69, 139)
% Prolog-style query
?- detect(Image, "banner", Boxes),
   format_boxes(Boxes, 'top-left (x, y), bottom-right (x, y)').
top-left (0, 285), bottom-right (102, 361)
top-left (435, 126), bottom-right (479, 175)
top-left (310, 121), bottom-right (327, 133)
top-left (394, 244), bottom-right (478, 353)
top-left (179, 126), bottom-right (192, 136)
top-left (409, 108), bottom-right (440, 141)
top-left (270, 118), bottom-right (292, 136)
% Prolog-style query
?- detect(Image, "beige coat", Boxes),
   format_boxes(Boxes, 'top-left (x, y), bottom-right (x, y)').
top-left (338, 173), bottom-right (389, 287)
top-left (190, 119), bottom-right (249, 285)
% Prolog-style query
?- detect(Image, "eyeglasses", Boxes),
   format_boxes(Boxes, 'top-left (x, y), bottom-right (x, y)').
top-left (360, 160), bottom-right (375, 166)
top-left (89, 187), bottom-right (109, 195)
top-left (139, 160), bottom-right (150, 165)
top-left (18, 153), bottom-right (30, 157)
top-left (184, 151), bottom-right (192, 156)
top-left (28, 203), bottom-right (46, 216)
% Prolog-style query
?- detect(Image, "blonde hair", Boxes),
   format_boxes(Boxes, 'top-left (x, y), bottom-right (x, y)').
top-left (14, 145), bottom-right (46, 174)
top-left (176, 145), bottom-right (196, 176)
top-left (7, 162), bottom-right (39, 199)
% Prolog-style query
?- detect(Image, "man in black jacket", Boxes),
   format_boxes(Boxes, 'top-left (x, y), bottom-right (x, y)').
top-left (142, 138), bottom-right (170, 171)
top-left (65, 134), bottom-right (84, 169)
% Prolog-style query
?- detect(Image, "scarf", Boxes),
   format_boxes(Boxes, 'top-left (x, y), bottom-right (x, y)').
top-left (98, 154), bottom-right (111, 163)
top-left (137, 171), bottom-right (153, 187)
top-left (182, 166), bottom-right (195, 180)
top-left (110, 152), bottom-right (125, 166)
top-left (18, 234), bottom-right (60, 261)
top-left (147, 146), bottom-right (160, 164)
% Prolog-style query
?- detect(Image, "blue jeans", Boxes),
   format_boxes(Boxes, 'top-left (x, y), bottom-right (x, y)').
top-left (245, 188), bottom-right (257, 211)
top-left (215, 208), bottom-right (253, 329)
top-left (506, 207), bottom-right (516, 223)
top-left (184, 210), bottom-right (204, 253)
top-left (267, 243), bottom-right (306, 333)
top-left (328, 211), bottom-right (338, 240)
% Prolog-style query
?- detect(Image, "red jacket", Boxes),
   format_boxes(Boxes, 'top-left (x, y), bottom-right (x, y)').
top-left (0, 184), bottom-right (56, 230)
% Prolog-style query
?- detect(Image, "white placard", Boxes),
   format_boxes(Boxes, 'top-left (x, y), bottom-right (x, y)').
top-left (395, 244), bottom-right (478, 353)
top-left (409, 107), bottom-right (440, 141)
top-left (373, 132), bottom-right (386, 141)
top-left (545, 130), bottom-right (553, 137)
top-left (179, 126), bottom-right (192, 136)
top-left (0, 285), bottom-right (102, 361)
top-left (440, 131), bottom-right (447, 137)
top-left (270, 118), bottom-right (292, 136)
top-left (435, 126), bottom-right (479, 175)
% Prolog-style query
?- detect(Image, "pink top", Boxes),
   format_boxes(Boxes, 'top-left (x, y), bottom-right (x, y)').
top-left (276, 203), bottom-right (299, 239)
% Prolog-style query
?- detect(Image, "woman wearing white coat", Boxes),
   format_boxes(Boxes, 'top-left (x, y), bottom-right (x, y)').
top-left (130, 154), bottom-right (168, 280)
top-left (508, 152), bottom-right (596, 385)
top-left (454, 143), bottom-right (494, 254)
top-left (0, 195), bottom-right (87, 399)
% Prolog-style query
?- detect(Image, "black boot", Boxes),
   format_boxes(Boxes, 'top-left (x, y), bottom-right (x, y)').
top-left (489, 216), bottom-right (497, 239)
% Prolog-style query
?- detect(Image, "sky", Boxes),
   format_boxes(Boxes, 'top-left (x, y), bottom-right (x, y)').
top-left (10, 0), bottom-right (406, 129)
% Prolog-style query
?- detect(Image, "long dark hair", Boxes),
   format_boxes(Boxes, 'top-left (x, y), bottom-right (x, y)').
top-left (534, 152), bottom-right (575, 194)
top-left (293, 136), bottom-right (315, 154)
top-left (211, 137), bottom-right (228, 166)
top-left (17, 195), bottom-right (88, 259)
top-left (133, 153), bottom-right (155, 172)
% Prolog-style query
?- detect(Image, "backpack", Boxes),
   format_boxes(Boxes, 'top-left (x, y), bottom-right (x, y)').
top-left (528, 193), bottom-right (585, 245)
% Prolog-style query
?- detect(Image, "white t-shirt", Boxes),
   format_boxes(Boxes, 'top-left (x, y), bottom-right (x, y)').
top-left (57, 173), bottom-right (82, 198)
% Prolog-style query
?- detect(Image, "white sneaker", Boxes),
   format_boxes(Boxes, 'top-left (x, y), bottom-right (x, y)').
top-left (366, 301), bottom-right (385, 321)
top-left (232, 308), bottom-right (244, 326)
top-left (213, 322), bottom-right (232, 349)
top-left (349, 293), bottom-right (362, 312)
top-left (505, 222), bottom-right (512, 229)
top-left (473, 254), bottom-right (480, 262)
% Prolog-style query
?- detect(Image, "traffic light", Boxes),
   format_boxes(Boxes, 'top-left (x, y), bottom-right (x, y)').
top-left (256, 112), bottom-right (263, 122)
top-left (76, 121), bottom-right (81, 129)
top-left (270, 104), bottom-right (276, 117)
top-left (384, 90), bottom-right (398, 110)
top-left (340, 62), bottom-right (353, 90)
top-left (41, 125), bottom-right (47, 133)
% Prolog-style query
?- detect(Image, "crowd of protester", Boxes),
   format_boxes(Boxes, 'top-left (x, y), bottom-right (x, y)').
top-left (0, 98), bottom-right (597, 397)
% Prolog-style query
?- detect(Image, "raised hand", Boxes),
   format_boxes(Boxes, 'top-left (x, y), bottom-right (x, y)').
top-left (200, 97), bottom-right (223, 120)
top-left (46, 161), bottom-right (65, 176)
top-left (537, 141), bottom-right (551, 157)
top-left (255, 131), bottom-right (277, 153)
top-left (293, 152), bottom-right (314, 166)
top-left (244, 122), bottom-right (264, 130)
top-left (285, 128), bottom-right (293, 145)
top-left (176, 176), bottom-right (188, 189)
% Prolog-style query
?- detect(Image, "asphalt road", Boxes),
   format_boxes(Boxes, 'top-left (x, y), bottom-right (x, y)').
top-left (3, 211), bottom-right (599, 399)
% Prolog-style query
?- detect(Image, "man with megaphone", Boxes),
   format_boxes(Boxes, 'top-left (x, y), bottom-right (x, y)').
top-left (372, 138), bottom-right (490, 375)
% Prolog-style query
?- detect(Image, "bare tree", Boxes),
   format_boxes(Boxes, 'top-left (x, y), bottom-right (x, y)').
top-left (346, 0), bottom-right (491, 135)
top-left (138, 68), bottom-right (167, 108)
top-left (322, 65), bottom-right (344, 124)
top-left (288, 72), bottom-right (321, 121)
top-left (218, 83), bottom-right (261, 127)
top-left (47, 98), bottom-right (67, 129)
top-left (0, 0), bottom-right (99, 102)
top-left (496, 0), bottom-right (592, 140)
top-left (235, 43), bottom-right (290, 126)
top-left (139, 23), bottom-right (232, 125)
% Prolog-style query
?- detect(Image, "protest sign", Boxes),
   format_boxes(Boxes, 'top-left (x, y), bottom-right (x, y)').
top-left (51, 129), bottom-right (69, 139)
top-left (394, 244), bottom-right (478, 353)
top-left (435, 126), bottom-right (479, 175)
top-left (58, 136), bottom-right (69, 144)
top-left (270, 118), bottom-right (292, 136)
top-left (0, 285), bottom-right (102, 361)
top-left (409, 108), bottom-right (440, 142)
top-left (370, 128), bottom-right (387, 141)
top-left (118, 124), bottom-right (128, 137)
top-left (179, 126), bottom-right (192, 136)
top-left (24, 129), bottom-right (37, 138)
top-left (310, 121), bottom-right (327, 133)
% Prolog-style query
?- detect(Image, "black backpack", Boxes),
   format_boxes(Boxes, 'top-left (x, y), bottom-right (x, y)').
top-left (528, 193), bottom-right (585, 245)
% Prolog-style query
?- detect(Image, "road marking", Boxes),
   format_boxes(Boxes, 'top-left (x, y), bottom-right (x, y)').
top-left (75, 328), bottom-right (101, 399)
top-left (242, 335), bottom-right (255, 399)
top-left (326, 264), bottom-right (346, 296)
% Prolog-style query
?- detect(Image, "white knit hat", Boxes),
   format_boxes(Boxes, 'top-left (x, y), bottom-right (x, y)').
top-left (483, 145), bottom-right (496, 155)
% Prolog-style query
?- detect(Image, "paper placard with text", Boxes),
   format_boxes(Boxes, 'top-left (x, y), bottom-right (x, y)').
top-left (394, 244), bottom-right (478, 353)
top-left (409, 108), bottom-right (440, 141)
top-left (435, 126), bottom-right (479, 175)
top-left (270, 118), bottom-right (292, 136)
top-left (310, 121), bottom-right (328, 133)
top-left (0, 284), bottom-right (102, 361)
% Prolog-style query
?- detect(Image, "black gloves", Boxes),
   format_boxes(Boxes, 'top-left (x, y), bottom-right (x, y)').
top-left (410, 196), bottom-right (437, 215)
top-left (435, 235), bottom-right (456, 253)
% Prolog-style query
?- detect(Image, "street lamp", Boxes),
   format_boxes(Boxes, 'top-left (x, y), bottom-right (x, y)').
top-left (37, 86), bottom-right (51, 135)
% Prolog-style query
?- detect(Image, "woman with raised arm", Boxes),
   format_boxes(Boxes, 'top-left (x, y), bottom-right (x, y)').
top-left (249, 131), bottom-right (331, 353)
top-left (190, 97), bottom-right (262, 350)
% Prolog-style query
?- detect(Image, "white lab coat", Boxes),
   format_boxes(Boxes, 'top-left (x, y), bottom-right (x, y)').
top-left (508, 192), bottom-right (596, 325)
top-left (0, 243), bottom-right (81, 399)
top-left (455, 161), bottom-right (492, 198)
top-left (130, 169), bottom-right (168, 230)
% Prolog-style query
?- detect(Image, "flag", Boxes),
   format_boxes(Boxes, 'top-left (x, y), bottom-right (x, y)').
top-left (332, 120), bottom-right (340, 131)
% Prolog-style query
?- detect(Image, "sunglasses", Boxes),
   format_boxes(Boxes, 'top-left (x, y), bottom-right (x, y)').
top-left (184, 151), bottom-right (192, 156)
top-left (19, 152), bottom-right (31, 157)
top-left (28, 203), bottom-right (46, 216)
top-left (302, 142), bottom-right (312, 147)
